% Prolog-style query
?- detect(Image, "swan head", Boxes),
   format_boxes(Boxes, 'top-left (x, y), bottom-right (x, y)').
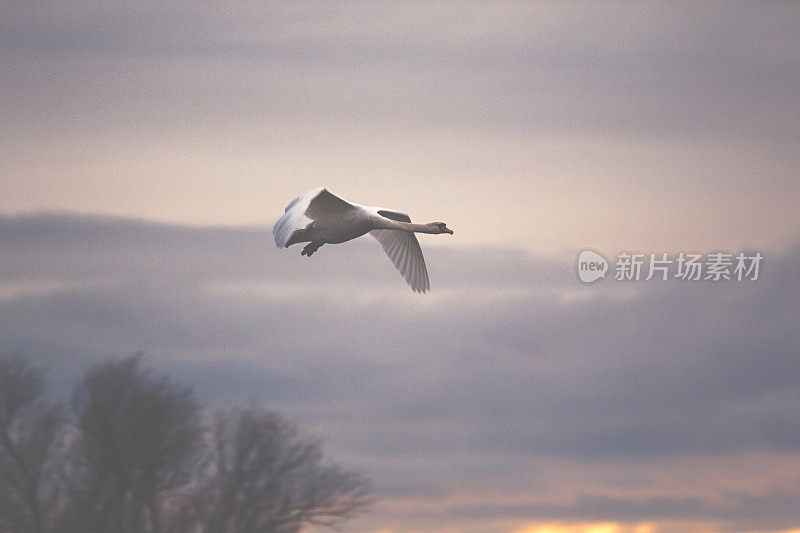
top-left (431, 222), bottom-right (454, 234)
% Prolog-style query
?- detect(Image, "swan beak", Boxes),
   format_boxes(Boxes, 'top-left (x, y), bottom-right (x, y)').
top-left (443, 227), bottom-right (454, 234)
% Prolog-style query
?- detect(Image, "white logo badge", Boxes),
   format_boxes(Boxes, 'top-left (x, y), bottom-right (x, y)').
top-left (578, 250), bottom-right (608, 283)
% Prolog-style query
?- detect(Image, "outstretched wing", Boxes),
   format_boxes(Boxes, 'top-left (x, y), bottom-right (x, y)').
top-left (370, 227), bottom-right (430, 293)
top-left (272, 188), bottom-right (356, 248)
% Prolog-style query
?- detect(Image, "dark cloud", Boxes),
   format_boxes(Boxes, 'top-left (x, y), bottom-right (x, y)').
top-left (2, 2), bottom-right (799, 142)
top-left (2, 213), bottom-right (799, 530)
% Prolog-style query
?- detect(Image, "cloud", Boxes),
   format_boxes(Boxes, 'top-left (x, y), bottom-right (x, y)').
top-left (3, 3), bottom-right (800, 259)
top-left (2, 213), bottom-right (800, 531)
top-left (0, 3), bottom-right (798, 134)
top-left (3, 2), bottom-right (798, 139)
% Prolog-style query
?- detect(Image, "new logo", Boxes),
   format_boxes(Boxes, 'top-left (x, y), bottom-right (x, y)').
top-left (578, 250), bottom-right (608, 283)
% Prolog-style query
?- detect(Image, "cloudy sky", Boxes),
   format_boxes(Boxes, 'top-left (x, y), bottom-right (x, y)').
top-left (2, 2), bottom-right (800, 532)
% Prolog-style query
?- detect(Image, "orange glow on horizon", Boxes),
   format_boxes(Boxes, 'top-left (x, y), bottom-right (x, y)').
top-left (512, 522), bottom-right (655, 533)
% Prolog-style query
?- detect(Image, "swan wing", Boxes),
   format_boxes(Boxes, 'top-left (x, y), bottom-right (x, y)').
top-left (273, 187), bottom-right (357, 247)
top-left (370, 229), bottom-right (430, 293)
top-left (375, 209), bottom-right (411, 223)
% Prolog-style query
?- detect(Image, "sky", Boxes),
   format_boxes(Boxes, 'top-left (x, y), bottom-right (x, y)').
top-left (2, 2), bottom-right (800, 532)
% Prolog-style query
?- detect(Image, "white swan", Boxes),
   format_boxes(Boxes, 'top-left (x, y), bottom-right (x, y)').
top-left (273, 187), bottom-right (453, 293)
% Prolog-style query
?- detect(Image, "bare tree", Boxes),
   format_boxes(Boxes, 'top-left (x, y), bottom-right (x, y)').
top-left (174, 409), bottom-right (374, 533)
top-left (0, 355), bottom-right (373, 533)
top-left (0, 357), bottom-right (63, 533)
top-left (63, 356), bottom-right (203, 533)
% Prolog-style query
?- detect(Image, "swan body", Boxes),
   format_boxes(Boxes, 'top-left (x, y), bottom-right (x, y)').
top-left (273, 187), bottom-right (453, 293)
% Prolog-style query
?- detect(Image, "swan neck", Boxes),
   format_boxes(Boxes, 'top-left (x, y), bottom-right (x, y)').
top-left (384, 220), bottom-right (435, 233)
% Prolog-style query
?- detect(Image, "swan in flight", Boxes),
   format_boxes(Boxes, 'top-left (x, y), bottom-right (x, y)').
top-left (273, 187), bottom-right (453, 293)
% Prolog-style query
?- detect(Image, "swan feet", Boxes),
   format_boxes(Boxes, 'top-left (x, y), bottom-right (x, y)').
top-left (301, 241), bottom-right (324, 256)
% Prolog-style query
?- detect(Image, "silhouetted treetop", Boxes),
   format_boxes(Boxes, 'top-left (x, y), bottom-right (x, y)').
top-left (0, 355), bottom-right (373, 533)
